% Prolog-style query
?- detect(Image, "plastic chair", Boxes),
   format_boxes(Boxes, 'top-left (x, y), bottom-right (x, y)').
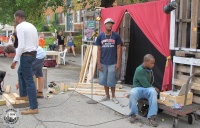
top-left (59, 49), bottom-right (68, 65)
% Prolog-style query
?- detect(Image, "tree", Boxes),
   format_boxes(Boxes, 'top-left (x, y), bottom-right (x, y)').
top-left (0, 0), bottom-right (148, 30)
top-left (0, 0), bottom-right (64, 27)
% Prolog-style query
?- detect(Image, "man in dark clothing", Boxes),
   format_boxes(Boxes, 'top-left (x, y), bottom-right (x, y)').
top-left (96, 18), bottom-right (122, 104)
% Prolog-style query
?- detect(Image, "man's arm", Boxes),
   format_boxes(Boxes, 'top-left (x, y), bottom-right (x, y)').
top-left (13, 26), bottom-right (24, 62)
top-left (116, 44), bottom-right (122, 71)
top-left (97, 46), bottom-right (103, 71)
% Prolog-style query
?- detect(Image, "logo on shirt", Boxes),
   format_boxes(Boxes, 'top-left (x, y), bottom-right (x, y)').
top-left (101, 39), bottom-right (115, 48)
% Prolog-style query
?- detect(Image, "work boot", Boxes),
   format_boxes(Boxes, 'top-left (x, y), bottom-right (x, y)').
top-left (21, 109), bottom-right (39, 115)
top-left (148, 115), bottom-right (158, 127)
top-left (129, 114), bottom-right (137, 123)
top-left (16, 96), bottom-right (28, 101)
top-left (37, 91), bottom-right (44, 98)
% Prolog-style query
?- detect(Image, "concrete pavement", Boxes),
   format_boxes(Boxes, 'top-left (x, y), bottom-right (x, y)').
top-left (0, 54), bottom-right (200, 128)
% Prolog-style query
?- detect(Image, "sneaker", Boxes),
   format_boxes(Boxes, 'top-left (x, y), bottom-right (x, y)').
top-left (37, 91), bottom-right (44, 98)
top-left (16, 96), bottom-right (28, 101)
top-left (21, 109), bottom-right (39, 115)
top-left (129, 114), bottom-right (137, 123)
top-left (99, 96), bottom-right (110, 102)
top-left (149, 116), bottom-right (158, 127)
top-left (112, 97), bottom-right (119, 104)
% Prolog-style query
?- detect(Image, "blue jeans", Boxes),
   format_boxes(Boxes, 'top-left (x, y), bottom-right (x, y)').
top-left (49, 44), bottom-right (56, 50)
top-left (18, 56), bottom-right (38, 109)
top-left (129, 87), bottom-right (158, 119)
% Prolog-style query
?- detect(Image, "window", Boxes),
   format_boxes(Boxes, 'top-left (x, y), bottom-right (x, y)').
top-left (81, 10), bottom-right (85, 22)
top-left (75, 10), bottom-right (80, 23)
top-left (55, 13), bottom-right (65, 24)
top-left (46, 15), bottom-right (50, 24)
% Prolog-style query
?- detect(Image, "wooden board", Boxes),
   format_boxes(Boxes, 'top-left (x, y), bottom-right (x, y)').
top-left (79, 46), bottom-right (91, 83)
top-left (174, 79), bottom-right (200, 91)
top-left (70, 83), bottom-right (123, 89)
top-left (68, 88), bottom-right (126, 92)
top-left (190, 0), bottom-right (199, 49)
top-left (77, 91), bottom-right (105, 96)
top-left (2, 93), bottom-right (29, 108)
top-left (81, 45), bottom-right (92, 83)
top-left (86, 46), bottom-right (98, 83)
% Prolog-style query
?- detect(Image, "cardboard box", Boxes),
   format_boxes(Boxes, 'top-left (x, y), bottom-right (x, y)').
top-left (160, 92), bottom-right (193, 106)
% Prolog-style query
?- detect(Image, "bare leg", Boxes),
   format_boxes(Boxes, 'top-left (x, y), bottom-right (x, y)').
top-left (67, 47), bottom-right (70, 55)
top-left (111, 87), bottom-right (116, 98)
top-left (104, 86), bottom-right (110, 98)
top-left (71, 46), bottom-right (76, 56)
top-left (37, 77), bottom-right (43, 92)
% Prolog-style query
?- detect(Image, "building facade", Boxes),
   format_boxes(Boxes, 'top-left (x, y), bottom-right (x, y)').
top-left (44, 0), bottom-right (159, 32)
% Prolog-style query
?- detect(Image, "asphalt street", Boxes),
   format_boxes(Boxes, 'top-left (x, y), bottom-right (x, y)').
top-left (0, 54), bottom-right (200, 128)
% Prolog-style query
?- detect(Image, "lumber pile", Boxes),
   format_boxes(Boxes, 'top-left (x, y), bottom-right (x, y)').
top-left (79, 45), bottom-right (98, 83)
top-left (0, 85), bottom-right (29, 108)
top-left (2, 93), bottom-right (29, 108)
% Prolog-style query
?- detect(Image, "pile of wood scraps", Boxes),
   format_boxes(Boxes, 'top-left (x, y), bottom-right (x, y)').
top-left (1, 85), bottom-right (29, 108)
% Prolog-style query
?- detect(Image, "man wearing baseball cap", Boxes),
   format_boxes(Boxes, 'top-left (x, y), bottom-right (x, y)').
top-left (95, 18), bottom-right (122, 104)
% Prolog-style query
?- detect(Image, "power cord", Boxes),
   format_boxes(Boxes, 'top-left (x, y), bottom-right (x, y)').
top-left (33, 114), bottom-right (129, 128)
top-left (30, 82), bottom-right (130, 127)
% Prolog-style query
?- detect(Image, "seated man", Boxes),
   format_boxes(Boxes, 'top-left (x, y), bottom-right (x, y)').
top-left (129, 54), bottom-right (159, 127)
top-left (49, 40), bottom-right (57, 51)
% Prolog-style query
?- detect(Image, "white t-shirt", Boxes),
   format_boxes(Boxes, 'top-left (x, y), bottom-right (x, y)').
top-left (13, 21), bottom-right (39, 62)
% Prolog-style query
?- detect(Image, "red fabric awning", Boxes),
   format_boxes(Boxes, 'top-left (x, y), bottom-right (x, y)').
top-left (101, 0), bottom-right (172, 91)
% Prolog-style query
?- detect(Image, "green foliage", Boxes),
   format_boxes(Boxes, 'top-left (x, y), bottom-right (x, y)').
top-left (44, 37), bottom-right (55, 46)
top-left (0, 0), bottom-right (65, 26)
top-left (74, 34), bottom-right (82, 54)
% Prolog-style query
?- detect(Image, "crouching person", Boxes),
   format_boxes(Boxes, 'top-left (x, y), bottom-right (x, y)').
top-left (129, 54), bottom-right (159, 127)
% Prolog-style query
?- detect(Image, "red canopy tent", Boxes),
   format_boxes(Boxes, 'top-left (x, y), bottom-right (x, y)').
top-left (100, 0), bottom-right (172, 91)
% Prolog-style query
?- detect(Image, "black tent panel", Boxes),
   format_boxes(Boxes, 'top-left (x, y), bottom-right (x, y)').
top-left (125, 19), bottom-right (166, 91)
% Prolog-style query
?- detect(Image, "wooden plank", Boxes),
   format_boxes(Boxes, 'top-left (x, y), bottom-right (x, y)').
top-left (86, 46), bottom-right (98, 83)
top-left (2, 94), bottom-right (15, 104)
top-left (190, 0), bottom-right (199, 48)
top-left (123, 12), bottom-right (130, 42)
top-left (176, 65), bottom-right (190, 73)
top-left (79, 46), bottom-right (91, 83)
top-left (193, 95), bottom-right (200, 104)
top-left (0, 99), bottom-right (6, 106)
top-left (173, 56), bottom-right (200, 66)
top-left (176, 74), bottom-right (190, 80)
top-left (177, 0), bottom-right (184, 48)
top-left (175, 51), bottom-right (200, 58)
top-left (81, 45), bottom-right (92, 83)
top-left (68, 88), bottom-right (126, 92)
top-left (174, 79), bottom-right (200, 91)
top-left (2, 93), bottom-right (29, 108)
top-left (181, 0), bottom-right (188, 48)
top-left (12, 93), bottom-right (19, 98)
top-left (5, 85), bottom-right (11, 93)
top-left (70, 83), bottom-right (123, 89)
top-left (77, 91), bottom-right (105, 96)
